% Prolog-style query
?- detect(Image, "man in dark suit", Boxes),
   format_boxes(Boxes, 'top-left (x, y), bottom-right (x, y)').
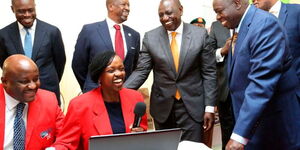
top-left (213, 0), bottom-right (300, 149)
top-left (125, 0), bottom-right (217, 142)
top-left (0, 0), bottom-right (66, 105)
top-left (0, 55), bottom-right (64, 149)
top-left (209, 20), bottom-right (234, 150)
top-left (72, 0), bottom-right (140, 93)
top-left (252, 0), bottom-right (300, 80)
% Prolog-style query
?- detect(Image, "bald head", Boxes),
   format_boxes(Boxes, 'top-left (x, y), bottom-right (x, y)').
top-left (252, 0), bottom-right (277, 11)
top-left (2, 55), bottom-right (40, 102)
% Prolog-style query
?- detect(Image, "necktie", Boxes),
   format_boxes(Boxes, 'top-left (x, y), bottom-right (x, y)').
top-left (114, 24), bottom-right (125, 60)
top-left (170, 32), bottom-right (181, 100)
top-left (231, 32), bottom-right (238, 55)
top-left (13, 103), bottom-right (26, 150)
top-left (24, 28), bottom-right (33, 58)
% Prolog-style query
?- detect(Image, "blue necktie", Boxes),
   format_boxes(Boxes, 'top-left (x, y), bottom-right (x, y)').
top-left (24, 29), bottom-right (32, 58)
top-left (13, 103), bottom-right (26, 150)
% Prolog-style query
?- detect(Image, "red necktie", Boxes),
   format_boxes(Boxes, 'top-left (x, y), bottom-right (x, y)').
top-left (114, 24), bottom-right (125, 60)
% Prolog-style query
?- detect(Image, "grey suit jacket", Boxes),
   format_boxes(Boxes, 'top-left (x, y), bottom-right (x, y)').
top-left (209, 21), bottom-right (230, 102)
top-left (125, 23), bottom-right (217, 123)
top-left (0, 19), bottom-right (66, 103)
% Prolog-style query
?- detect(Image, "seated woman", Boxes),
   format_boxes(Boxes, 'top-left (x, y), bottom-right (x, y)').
top-left (53, 51), bottom-right (147, 150)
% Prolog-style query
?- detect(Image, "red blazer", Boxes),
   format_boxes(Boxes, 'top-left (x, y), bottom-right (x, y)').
top-left (53, 87), bottom-right (147, 150)
top-left (0, 84), bottom-right (64, 150)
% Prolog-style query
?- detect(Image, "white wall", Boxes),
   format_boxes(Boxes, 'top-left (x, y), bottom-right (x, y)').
top-left (0, 0), bottom-right (217, 108)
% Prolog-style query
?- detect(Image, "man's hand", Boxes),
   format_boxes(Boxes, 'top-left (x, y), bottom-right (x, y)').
top-left (203, 112), bottom-right (214, 132)
top-left (221, 37), bottom-right (232, 56)
top-left (226, 139), bottom-right (244, 150)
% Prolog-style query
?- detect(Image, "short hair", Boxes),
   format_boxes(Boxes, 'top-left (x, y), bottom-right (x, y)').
top-left (89, 50), bottom-right (116, 83)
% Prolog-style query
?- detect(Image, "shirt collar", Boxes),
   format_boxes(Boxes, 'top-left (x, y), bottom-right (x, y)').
top-left (106, 17), bottom-right (123, 29)
top-left (4, 89), bottom-right (26, 111)
top-left (17, 19), bottom-right (36, 32)
top-left (236, 5), bottom-right (250, 33)
top-left (269, 0), bottom-right (281, 17)
top-left (167, 21), bottom-right (183, 35)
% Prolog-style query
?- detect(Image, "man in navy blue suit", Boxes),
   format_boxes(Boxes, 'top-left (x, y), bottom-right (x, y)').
top-left (213, 0), bottom-right (300, 149)
top-left (72, 0), bottom-right (140, 93)
top-left (0, 0), bottom-right (66, 105)
top-left (252, 0), bottom-right (300, 80)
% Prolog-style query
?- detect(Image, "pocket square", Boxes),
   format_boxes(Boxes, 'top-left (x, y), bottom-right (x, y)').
top-left (131, 47), bottom-right (135, 49)
top-left (40, 128), bottom-right (53, 140)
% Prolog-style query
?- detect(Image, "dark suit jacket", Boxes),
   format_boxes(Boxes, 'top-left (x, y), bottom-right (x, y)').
top-left (229, 5), bottom-right (300, 149)
top-left (0, 19), bottom-right (66, 104)
top-left (72, 20), bottom-right (140, 93)
top-left (209, 21), bottom-right (230, 102)
top-left (52, 87), bottom-right (147, 150)
top-left (0, 85), bottom-right (64, 150)
top-left (279, 3), bottom-right (300, 80)
top-left (125, 23), bottom-right (217, 123)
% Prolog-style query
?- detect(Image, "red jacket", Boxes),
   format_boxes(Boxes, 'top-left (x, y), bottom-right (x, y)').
top-left (0, 84), bottom-right (64, 150)
top-left (53, 87), bottom-right (147, 150)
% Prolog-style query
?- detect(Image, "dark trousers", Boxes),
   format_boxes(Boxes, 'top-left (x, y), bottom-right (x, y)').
top-left (218, 95), bottom-right (235, 150)
top-left (154, 99), bottom-right (203, 142)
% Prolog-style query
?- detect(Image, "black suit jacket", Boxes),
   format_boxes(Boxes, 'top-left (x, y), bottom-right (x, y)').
top-left (209, 21), bottom-right (230, 102)
top-left (0, 19), bottom-right (66, 104)
top-left (72, 20), bottom-right (140, 92)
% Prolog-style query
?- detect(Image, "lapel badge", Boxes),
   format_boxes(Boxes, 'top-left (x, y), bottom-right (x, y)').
top-left (128, 33), bottom-right (131, 37)
top-left (40, 128), bottom-right (53, 140)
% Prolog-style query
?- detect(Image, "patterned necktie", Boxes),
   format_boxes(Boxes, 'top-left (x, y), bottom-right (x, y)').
top-left (24, 28), bottom-right (33, 58)
top-left (231, 32), bottom-right (238, 55)
top-left (170, 32), bottom-right (181, 100)
top-left (13, 103), bottom-right (26, 150)
top-left (114, 24), bottom-right (125, 60)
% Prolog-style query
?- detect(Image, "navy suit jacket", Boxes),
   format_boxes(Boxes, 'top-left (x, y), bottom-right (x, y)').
top-left (0, 19), bottom-right (66, 104)
top-left (229, 5), bottom-right (300, 149)
top-left (72, 20), bottom-right (140, 92)
top-left (279, 3), bottom-right (300, 80)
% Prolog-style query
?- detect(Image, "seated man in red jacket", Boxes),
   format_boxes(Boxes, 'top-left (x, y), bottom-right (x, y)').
top-left (0, 54), bottom-right (64, 149)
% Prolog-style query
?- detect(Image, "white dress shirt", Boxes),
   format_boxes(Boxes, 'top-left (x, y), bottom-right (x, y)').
top-left (18, 20), bottom-right (36, 49)
top-left (167, 22), bottom-right (214, 113)
top-left (106, 17), bottom-right (128, 57)
top-left (4, 90), bottom-right (28, 150)
top-left (269, 0), bottom-right (281, 18)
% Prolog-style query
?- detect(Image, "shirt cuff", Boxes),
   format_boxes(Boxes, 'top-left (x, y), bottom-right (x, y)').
top-left (216, 48), bottom-right (224, 62)
top-left (230, 133), bottom-right (249, 145)
top-left (205, 106), bottom-right (215, 113)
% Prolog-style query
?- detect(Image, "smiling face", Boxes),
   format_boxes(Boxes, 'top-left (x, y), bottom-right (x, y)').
top-left (213, 0), bottom-right (242, 29)
top-left (158, 0), bottom-right (182, 31)
top-left (99, 55), bottom-right (125, 92)
top-left (108, 0), bottom-right (130, 24)
top-left (1, 55), bottom-right (40, 103)
top-left (11, 0), bottom-right (36, 28)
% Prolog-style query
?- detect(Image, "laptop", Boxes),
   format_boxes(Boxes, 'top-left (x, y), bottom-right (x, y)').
top-left (89, 128), bottom-right (182, 150)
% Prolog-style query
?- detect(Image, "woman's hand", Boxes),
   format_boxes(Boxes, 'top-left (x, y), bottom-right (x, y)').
top-left (130, 127), bottom-right (144, 133)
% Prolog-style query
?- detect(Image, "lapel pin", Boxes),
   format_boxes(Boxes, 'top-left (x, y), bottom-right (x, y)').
top-left (128, 33), bottom-right (131, 37)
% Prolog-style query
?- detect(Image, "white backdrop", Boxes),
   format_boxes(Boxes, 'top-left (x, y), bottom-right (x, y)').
top-left (0, 0), bottom-right (217, 107)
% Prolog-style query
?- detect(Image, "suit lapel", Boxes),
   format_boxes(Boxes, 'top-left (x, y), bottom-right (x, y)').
top-left (92, 88), bottom-right (113, 135)
top-left (97, 20), bottom-right (114, 51)
top-left (119, 89), bottom-right (133, 133)
top-left (278, 3), bottom-right (287, 26)
top-left (26, 98), bottom-right (41, 148)
top-left (228, 5), bottom-right (254, 82)
top-left (9, 22), bottom-right (24, 54)
top-left (160, 28), bottom-right (177, 75)
top-left (178, 23), bottom-right (191, 77)
top-left (123, 25), bottom-right (133, 60)
top-left (0, 86), bottom-right (5, 148)
top-left (32, 19), bottom-right (46, 61)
